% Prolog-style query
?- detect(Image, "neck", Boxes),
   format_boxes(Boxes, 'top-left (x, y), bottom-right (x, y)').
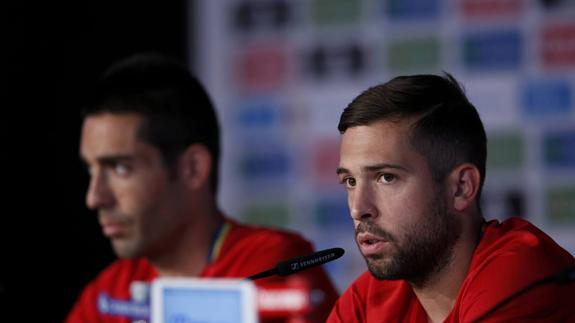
top-left (151, 200), bottom-right (224, 277)
top-left (412, 215), bottom-right (483, 323)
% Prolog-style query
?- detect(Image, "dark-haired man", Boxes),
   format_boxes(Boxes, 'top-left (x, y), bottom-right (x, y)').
top-left (66, 54), bottom-right (338, 323)
top-left (329, 73), bottom-right (574, 322)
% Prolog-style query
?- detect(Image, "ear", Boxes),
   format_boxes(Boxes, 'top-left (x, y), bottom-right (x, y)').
top-left (177, 144), bottom-right (213, 190)
top-left (447, 163), bottom-right (481, 212)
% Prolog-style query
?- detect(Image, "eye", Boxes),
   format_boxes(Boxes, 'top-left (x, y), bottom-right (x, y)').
top-left (113, 163), bottom-right (131, 176)
top-left (378, 173), bottom-right (396, 183)
top-left (341, 177), bottom-right (356, 188)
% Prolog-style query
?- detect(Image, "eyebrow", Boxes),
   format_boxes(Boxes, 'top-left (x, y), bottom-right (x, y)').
top-left (336, 163), bottom-right (409, 175)
top-left (80, 154), bottom-right (135, 166)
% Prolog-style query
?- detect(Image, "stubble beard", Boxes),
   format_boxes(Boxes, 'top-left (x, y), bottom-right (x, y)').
top-left (101, 215), bottom-right (146, 259)
top-left (111, 236), bottom-right (143, 259)
top-left (360, 193), bottom-right (461, 288)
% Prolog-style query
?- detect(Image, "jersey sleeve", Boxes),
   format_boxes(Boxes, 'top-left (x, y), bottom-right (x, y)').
top-left (457, 223), bottom-right (575, 322)
top-left (460, 255), bottom-right (575, 322)
top-left (65, 280), bottom-right (101, 323)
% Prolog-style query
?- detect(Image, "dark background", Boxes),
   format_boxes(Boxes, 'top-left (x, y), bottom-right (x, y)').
top-left (1, 2), bottom-right (188, 320)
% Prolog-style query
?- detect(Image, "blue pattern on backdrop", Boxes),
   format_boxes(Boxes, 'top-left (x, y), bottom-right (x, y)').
top-left (463, 29), bottom-right (522, 71)
top-left (522, 79), bottom-right (572, 117)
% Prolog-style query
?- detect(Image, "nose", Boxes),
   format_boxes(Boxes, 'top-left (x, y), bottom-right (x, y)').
top-left (86, 168), bottom-right (115, 210)
top-left (349, 183), bottom-right (378, 221)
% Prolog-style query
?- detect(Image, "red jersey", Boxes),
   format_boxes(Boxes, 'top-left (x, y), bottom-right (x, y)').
top-left (328, 217), bottom-right (575, 322)
top-left (66, 218), bottom-right (338, 323)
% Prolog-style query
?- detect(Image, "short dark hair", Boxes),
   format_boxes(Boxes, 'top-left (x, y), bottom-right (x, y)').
top-left (83, 53), bottom-right (220, 194)
top-left (339, 73), bottom-right (487, 200)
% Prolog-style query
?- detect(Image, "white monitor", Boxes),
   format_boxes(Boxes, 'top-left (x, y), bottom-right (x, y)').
top-left (151, 278), bottom-right (258, 323)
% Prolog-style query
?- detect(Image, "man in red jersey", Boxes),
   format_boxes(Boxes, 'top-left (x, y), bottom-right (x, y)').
top-left (66, 54), bottom-right (337, 323)
top-left (330, 73), bottom-right (575, 322)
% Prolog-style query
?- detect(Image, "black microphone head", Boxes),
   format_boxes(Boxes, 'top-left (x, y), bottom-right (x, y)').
top-left (276, 247), bottom-right (345, 276)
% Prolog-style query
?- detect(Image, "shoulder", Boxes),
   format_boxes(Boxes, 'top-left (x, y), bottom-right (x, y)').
top-left (211, 218), bottom-right (316, 276)
top-left (455, 217), bottom-right (575, 321)
top-left (214, 219), bottom-right (340, 322)
top-left (472, 217), bottom-right (574, 276)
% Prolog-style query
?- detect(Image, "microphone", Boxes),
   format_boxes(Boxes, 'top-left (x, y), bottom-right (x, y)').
top-left (248, 247), bottom-right (345, 280)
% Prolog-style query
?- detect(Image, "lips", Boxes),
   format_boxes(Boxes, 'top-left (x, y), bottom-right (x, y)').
top-left (357, 233), bottom-right (389, 257)
top-left (100, 221), bottom-right (128, 238)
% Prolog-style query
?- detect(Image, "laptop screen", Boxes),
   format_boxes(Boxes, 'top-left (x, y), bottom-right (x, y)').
top-left (151, 278), bottom-right (258, 323)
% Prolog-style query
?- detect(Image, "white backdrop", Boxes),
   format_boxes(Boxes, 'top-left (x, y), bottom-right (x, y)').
top-left (190, 0), bottom-right (575, 292)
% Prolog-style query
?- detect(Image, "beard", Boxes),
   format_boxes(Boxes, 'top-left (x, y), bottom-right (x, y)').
top-left (100, 211), bottom-right (147, 259)
top-left (356, 191), bottom-right (461, 288)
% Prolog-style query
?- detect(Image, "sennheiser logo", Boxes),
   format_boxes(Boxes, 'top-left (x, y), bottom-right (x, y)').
top-left (291, 263), bottom-right (299, 271)
top-left (298, 252), bottom-right (335, 268)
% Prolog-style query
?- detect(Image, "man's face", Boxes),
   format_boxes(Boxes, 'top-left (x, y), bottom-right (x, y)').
top-left (80, 113), bottom-right (188, 259)
top-left (337, 120), bottom-right (460, 285)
